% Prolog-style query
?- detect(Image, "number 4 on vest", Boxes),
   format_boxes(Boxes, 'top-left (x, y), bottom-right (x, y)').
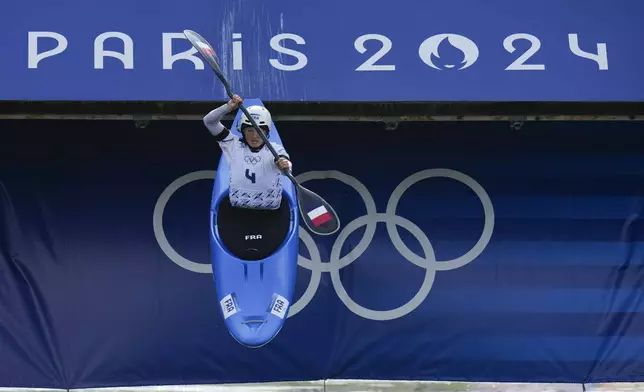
top-left (245, 169), bottom-right (256, 184)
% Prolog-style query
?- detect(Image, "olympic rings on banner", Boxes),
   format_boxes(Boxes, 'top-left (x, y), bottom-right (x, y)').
top-left (153, 169), bottom-right (494, 321)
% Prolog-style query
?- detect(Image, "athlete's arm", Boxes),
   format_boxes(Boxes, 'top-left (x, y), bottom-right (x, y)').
top-left (203, 96), bottom-right (243, 157)
top-left (272, 142), bottom-right (292, 171)
top-left (203, 96), bottom-right (240, 136)
top-left (203, 103), bottom-right (230, 137)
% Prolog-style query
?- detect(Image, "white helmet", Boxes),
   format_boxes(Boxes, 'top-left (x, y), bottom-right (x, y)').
top-left (238, 105), bottom-right (272, 135)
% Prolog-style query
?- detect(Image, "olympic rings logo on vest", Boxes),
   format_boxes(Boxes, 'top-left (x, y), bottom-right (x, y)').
top-left (152, 169), bottom-right (495, 321)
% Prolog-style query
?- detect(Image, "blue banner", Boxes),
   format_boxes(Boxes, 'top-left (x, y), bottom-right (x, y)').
top-left (2, 118), bottom-right (644, 389)
top-left (1, 0), bottom-right (643, 102)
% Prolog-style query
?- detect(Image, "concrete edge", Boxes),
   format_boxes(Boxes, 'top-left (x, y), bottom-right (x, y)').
top-left (2, 380), bottom-right (644, 392)
top-left (70, 380), bottom-right (326, 391)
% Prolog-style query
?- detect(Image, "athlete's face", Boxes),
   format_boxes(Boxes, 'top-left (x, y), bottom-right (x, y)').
top-left (242, 126), bottom-right (268, 148)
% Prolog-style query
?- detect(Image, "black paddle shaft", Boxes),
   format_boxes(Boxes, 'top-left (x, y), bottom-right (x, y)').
top-left (192, 37), bottom-right (299, 186)
top-left (235, 104), bottom-right (297, 184)
top-left (236, 104), bottom-right (300, 186)
top-left (183, 29), bottom-right (340, 236)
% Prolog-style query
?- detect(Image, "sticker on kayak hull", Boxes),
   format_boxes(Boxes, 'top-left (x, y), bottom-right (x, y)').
top-left (270, 294), bottom-right (289, 319)
top-left (220, 294), bottom-right (238, 319)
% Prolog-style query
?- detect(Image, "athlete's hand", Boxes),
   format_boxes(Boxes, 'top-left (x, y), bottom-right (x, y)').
top-left (276, 157), bottom-right (291, 171)
top-left (227, 95), bottom-right (243, 110)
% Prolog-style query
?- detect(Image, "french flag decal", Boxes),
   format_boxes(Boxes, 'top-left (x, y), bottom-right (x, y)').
top-left (307, 205), bottom-right (332, 227)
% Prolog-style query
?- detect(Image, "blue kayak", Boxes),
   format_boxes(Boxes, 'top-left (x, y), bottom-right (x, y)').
top-left (209, 98), bottom-right (299, 348)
